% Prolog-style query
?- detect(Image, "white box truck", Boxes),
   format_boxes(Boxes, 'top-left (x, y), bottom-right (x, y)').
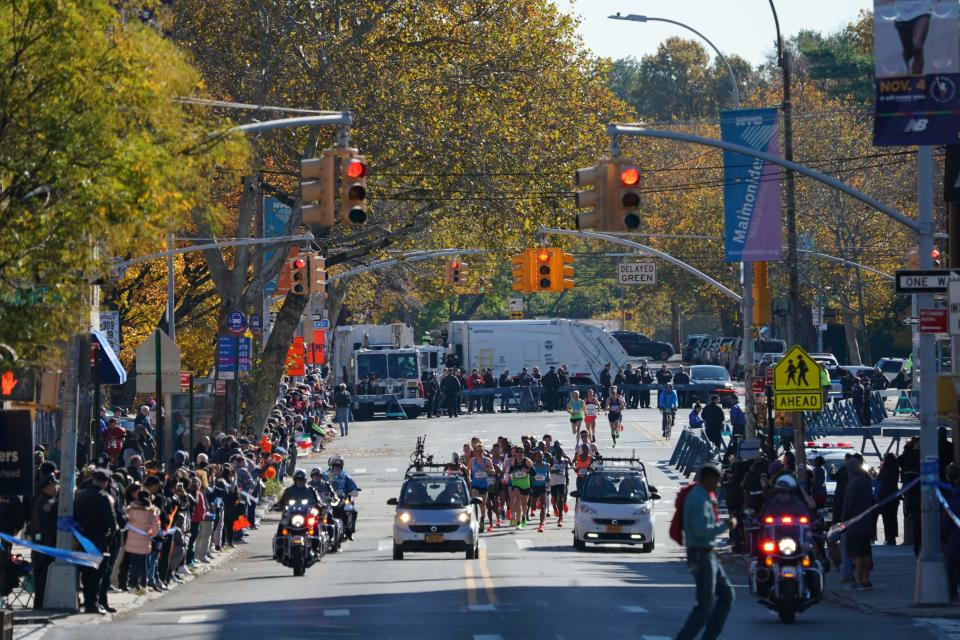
top-left (446, 319), bottom-right (631, 384)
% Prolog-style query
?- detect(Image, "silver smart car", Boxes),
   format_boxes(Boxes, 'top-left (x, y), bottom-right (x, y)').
top-left (388, 466), bottom-right (481, 560)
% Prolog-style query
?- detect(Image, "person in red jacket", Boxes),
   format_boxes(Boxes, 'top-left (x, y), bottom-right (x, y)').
top-left (102, 418), bottom-right (127, 466)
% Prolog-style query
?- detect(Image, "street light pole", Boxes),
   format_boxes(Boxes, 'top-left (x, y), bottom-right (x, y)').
top-left (768, 0), bottom-right (801, 348)
top-left (608, 11), bottom-right (754, 435)
top-left (608, 13), bottom-right (740, 109)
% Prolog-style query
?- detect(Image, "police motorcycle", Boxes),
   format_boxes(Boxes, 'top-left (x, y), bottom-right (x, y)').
top-left (325, 456), bottom-right (360, 540)
top-left (748, 476), bottom-right (823, 623)
top-left (309, 468), bottom-right (346, 552)
top-left (273, 470), bottom-right (327, 576)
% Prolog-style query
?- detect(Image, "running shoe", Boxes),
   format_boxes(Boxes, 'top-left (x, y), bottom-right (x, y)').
top-left (519, 518), bottom-right (526, 529)
top-left (537, 524), bottom-right (544, 533)
top-left (506, 509), bottom-right (512, 520)
top-left (487, 525), bottom-right (494, 533)
top-left (557, 519), bottom-right (563, 528)
top-left (563, 503), bottom-right (569, 513)
top-left (496, 518), bottom-right (502, 528)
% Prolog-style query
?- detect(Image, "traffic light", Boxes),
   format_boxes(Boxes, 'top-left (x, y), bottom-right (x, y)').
top-left (512, 251), bottom-right (533, 292)
top-left (310, 253), bottom-right (327, 298)
top-left (300, 150), bottom-right (335, 226)
top-left (548, 250), bottom-right (575, 292)
top-left (340, 151), bottom-right (369, 226)
top-left (535, 248), bottom-right (552, 291)
top-left (447, 260), bottom-right (468, 286)
top-left (574, 161), bottom-right (607, 230)
top-left (752, 262), bottom-right (771, 326)
top-left (611, 158), bottom-right (641, 231)
top-left (289, 254), bottom-right (309, 296)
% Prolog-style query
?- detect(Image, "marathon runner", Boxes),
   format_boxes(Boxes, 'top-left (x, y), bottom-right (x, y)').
top-left (470, 444), bottom-right (494, 530)
top-left (549, 444), bottom-right (571, 527)
top-left (508, 446), bottom-right (533, 528)
top-left (605, 385), bottom-right (625, 446)
top-left (529, 450), bottom-right (550, 532)
top-left (583, 388), bottom-right (600, 443)
top-left (567, 390), bottom-right (585, 436)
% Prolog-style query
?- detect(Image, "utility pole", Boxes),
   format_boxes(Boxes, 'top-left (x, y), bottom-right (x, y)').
top-left (769, 0), bottom-right (801, 347)
top-left (44, 335), bottom-right (82, 610)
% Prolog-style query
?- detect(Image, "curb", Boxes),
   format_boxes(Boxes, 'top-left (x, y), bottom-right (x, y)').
top-left (821, 587), bottom-right (960, 619)
top-left (13, 502), bottom-right (272, 633)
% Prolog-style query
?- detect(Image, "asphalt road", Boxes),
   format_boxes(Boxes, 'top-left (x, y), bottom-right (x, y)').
top-left (43, 408), bottom-right (936, 640)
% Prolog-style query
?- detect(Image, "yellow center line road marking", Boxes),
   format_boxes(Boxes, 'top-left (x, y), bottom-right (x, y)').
top-left (464, 558), bottom-right (478, 607)
top-left (630, 420), bottom-right (666, 445)
top-left (477, 543), bottom-right (498, 605)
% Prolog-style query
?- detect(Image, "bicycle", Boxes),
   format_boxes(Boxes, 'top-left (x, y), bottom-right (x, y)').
top-left (660, 408), bottom-right (676, 439)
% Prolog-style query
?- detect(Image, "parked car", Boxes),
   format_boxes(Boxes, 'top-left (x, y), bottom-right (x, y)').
top-left (874, 357), bottom-right (906, 383)
top-left (684, 365), bottom-right (739, 408)
top-left (809, 353), bottom-right (839, 368)
top-left (611, 331), bottom-right (674, 361)
top-left (752, 338), bottom-right (787, 364)
top-left (683, 335), bottom-right (710, 362)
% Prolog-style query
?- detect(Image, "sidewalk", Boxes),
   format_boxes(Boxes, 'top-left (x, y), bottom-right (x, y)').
top-left (823, 543), bottom-right (960, 618)
top-left (9, 498), bottom-right (274, 638)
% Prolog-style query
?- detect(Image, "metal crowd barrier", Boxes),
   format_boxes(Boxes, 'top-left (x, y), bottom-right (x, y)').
top-left (667, 428), bottom-right (722, 478)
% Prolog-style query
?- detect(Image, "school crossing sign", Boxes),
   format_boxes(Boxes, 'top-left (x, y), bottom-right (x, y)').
top-left (772, 345), bottom-right (823, 412)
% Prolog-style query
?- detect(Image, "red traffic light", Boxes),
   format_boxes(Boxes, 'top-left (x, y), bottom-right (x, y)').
top-left (537, 250), bottom-right (550, 262)
top-left (620, 167), bottom-right (640, 187)
top-left (293, 258), bottom-right (306, 269)
top-left (346, 160), bottom-right (367, 179)
top-left (451, 261), bottom-right (460, 269)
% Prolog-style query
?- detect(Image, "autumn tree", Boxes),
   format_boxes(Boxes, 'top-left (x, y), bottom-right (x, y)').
top-left (0, 0), bottom-right (245, 364)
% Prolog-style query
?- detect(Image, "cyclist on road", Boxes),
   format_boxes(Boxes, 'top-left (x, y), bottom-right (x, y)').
top-left (658, 382), bottom-right (679, 439)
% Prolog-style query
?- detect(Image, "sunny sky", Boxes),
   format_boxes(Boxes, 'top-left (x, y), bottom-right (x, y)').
top-left (568, 0), bottom-right (874, 65)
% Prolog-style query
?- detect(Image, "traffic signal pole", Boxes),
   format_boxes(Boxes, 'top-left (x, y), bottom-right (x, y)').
top-left (539, 227), bottom-right (742, 302)
top-left (604, 123), bottom-right (943, 604)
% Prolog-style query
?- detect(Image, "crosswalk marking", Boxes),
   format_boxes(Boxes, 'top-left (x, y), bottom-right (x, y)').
top-left (473, 635), bottom-right (504, 640)
top-left (467, 604), bottom-right (497, 612)
top-left (515, 539), bottom-right (532, 550)
top-left (378, 539), bottom-right (392, 551)
top-left (385, 468), bottom-right (398, 473)
top-left (323, 609), bottom-right (351, 617)
top-left (177, 614), bottom-right (207, 624)
top-left (353, 468), bottom-right (367, 474)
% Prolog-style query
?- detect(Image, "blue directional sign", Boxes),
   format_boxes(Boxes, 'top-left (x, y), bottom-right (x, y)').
top-left (217, 336), bottom-right (236, 379)
top-left (228, 311), bottom-right (246, 335)
top-left (238, 337), bottom-right (252, 373)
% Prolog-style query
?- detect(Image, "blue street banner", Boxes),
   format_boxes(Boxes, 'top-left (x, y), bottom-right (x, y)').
top-left (263, 197), bottom-right (292, 294)
top-left (874, 0), bottom-right (960, 145)
top-left (720, 108), bottom-right (783, 262)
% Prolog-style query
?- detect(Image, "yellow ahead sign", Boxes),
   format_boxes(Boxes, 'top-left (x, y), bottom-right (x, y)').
top-left (773, 345), bottom-right (823, 412)
top-left (773, 346), bottom-right (820, 392)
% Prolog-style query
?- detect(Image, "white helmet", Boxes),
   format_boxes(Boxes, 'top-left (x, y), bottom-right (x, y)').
top-left (774, 474), bottom-right (798, 491)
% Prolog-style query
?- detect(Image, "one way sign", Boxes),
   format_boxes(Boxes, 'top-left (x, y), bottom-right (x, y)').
top-left (896, 270), bottom-right (958, 294)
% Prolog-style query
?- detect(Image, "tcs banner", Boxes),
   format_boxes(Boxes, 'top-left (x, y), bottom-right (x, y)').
top-left (285, 337), bottom-right (305, 376)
